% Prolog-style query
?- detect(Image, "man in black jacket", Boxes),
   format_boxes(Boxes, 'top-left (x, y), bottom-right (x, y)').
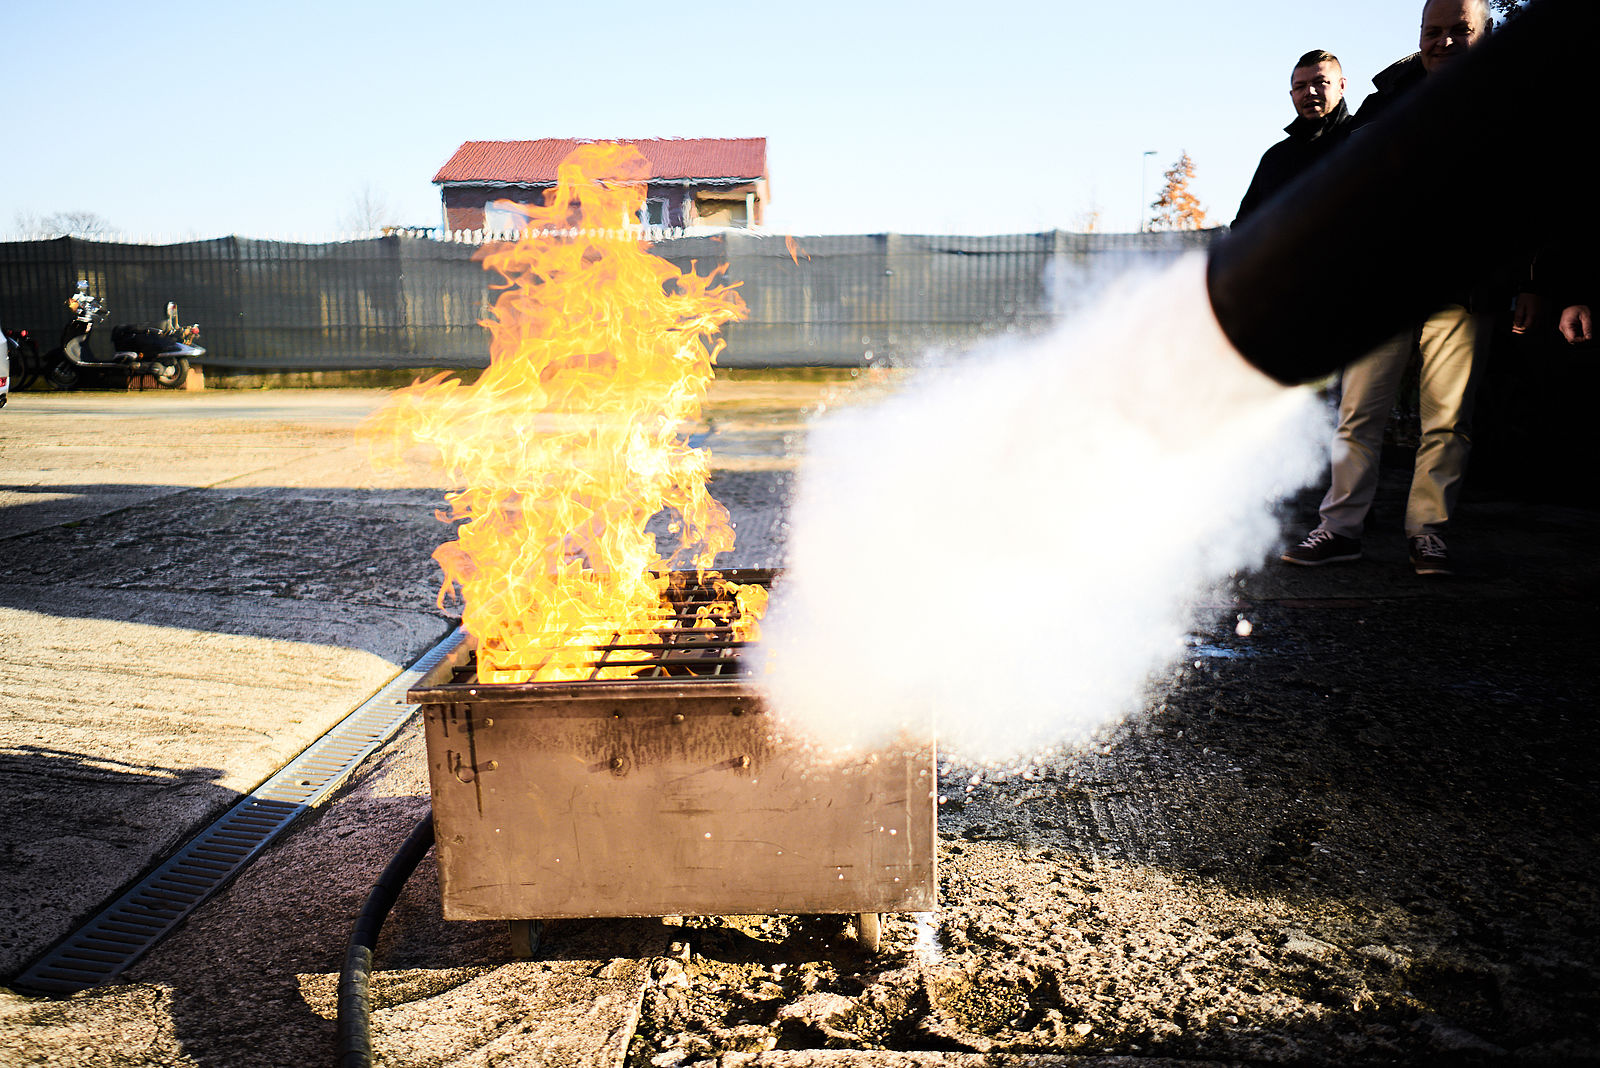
top-left (1233, 50), bottom-right (1353, 227)
top-left (1281, 0), bottom-right (1502, 576)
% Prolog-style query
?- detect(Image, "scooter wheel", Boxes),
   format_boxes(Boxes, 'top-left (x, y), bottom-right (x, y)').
top-left (153, 357), bottom-right (189, 389)
top-left (45, 351), bottom-right (80, 390)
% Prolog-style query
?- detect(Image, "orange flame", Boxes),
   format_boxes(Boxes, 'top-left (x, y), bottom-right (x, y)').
top-left (784, 234), bottom-right (811, 265)
top-left (362, 142), bottom-right (764, 682)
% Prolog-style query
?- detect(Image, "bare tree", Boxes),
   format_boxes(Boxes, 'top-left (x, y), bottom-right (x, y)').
top-left (13, 209), bottom-right (114, 239)
top-left (12, 210), bottom-right (48, 239)
top-left (340, 183), bottom-right (397, 233)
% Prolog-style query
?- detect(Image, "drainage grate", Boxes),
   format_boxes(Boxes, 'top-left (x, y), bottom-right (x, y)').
top-left (12, 627), bottom-right (468, 995)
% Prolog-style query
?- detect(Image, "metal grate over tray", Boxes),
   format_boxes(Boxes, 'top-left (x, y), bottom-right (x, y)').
top-left (416, 567), bottom-right (772, 694)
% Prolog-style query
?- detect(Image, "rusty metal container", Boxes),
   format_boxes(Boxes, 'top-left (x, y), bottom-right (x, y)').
top-left (408, 569), bottom-right (936, 930)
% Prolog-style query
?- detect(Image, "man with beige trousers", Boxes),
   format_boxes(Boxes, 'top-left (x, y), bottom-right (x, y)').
top-left (1281, 0), bottom-right (1534, 576)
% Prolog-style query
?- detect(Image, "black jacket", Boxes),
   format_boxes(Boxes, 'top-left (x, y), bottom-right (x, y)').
top-left (1233, 98), bottom-right (1354, 227)
top-left (1351, 51), bottom-right (1528, 313)
top-left (1536, 237), bottom-right (1600, 310)
top-left (1351, 53), bottom-right (1426, 129)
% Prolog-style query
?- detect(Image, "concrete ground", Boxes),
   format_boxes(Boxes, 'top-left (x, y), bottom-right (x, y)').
top-left (0, 377), bottom-right (1596, 1067)
top-left (0, 390), bottom-right (453, 981)
top-left (0, 380), bottom-right (838, 1066)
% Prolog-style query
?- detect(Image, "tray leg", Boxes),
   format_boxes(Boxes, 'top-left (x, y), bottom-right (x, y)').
top-left (856, 913), bottom-right (881, 953)
top-left (508, 919), bottom-right (544, 959)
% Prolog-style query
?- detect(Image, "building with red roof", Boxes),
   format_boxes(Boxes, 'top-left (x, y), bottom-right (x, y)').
top-left (432, 137), bottom-right (768, 232)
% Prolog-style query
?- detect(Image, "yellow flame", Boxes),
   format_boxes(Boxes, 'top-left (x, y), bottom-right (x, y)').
top-left (362, 142), bottom-right (764, 682)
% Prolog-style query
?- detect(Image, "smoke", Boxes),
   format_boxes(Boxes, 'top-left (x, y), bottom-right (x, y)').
top-left (754, 254), bottom-right (1329, 765)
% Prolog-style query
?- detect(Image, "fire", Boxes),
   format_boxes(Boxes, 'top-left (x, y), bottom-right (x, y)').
top-left (362, 142), bottom-right (764, 682)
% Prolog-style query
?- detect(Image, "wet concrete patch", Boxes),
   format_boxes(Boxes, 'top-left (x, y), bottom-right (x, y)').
top-left (620, 583), bottom-right (1600, 1065)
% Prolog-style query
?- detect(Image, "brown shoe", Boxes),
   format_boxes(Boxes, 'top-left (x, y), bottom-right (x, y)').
top-left (1281, 528), bottom-right (1362, 566)
top-left (1409, 534), bottom-right (1455, 576)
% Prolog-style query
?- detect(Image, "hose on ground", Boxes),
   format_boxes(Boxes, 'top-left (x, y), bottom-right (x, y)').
top-left (336, 811), bottom-right (436, 1068)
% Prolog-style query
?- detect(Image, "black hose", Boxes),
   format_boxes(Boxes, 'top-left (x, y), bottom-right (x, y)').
top-left (336, 812), bottom-right (436, 1068)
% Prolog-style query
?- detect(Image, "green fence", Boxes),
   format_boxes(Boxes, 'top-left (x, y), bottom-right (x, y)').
top-left (0, 230), bottom-right (1218, 370)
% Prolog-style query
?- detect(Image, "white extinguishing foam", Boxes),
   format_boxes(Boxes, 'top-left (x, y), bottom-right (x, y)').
top-left (753, 253), bottom-right (1330, 765)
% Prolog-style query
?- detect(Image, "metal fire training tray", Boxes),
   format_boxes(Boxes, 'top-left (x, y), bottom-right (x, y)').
top-left (408, 568), bottom-right (937, 925)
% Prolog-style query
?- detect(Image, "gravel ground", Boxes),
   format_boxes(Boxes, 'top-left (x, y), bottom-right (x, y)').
top-left (1, 379), bottom-right (1596, 1067)
top-left (622, 479), bottom-right (1600, 1067)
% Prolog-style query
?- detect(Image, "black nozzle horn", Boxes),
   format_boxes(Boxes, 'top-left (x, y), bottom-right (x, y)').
top-left (1207, 0), bottom-right (1584, 385)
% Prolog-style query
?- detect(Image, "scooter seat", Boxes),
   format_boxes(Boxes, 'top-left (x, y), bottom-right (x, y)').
top-left (110, 323), bottom-right (162, 349)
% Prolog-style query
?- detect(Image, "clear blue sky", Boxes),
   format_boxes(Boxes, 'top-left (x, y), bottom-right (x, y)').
top-left (2, 0), bottom-right (1445, 238)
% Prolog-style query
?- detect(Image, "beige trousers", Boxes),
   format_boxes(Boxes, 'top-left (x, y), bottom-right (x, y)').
top-left (1318, 304), bottom-right (1488, 539)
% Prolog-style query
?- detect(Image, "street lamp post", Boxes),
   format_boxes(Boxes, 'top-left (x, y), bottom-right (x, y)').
top-left (1139, 150), bottom-right (1157, 232)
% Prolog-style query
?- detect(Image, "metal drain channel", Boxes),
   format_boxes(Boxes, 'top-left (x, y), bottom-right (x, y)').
top-left (13, 628), bottom-right (467, 996)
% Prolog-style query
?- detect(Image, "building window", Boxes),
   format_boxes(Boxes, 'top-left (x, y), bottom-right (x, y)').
top-left (483, 199), bottom-right (537, 233)
top-left (693, 196), bottom-right (749, 228)
top-left (640, 198), bottom-right (668, 226)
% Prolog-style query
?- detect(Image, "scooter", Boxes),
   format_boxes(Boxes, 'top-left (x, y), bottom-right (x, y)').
top-left (43, 281), bottom-right (204, 390)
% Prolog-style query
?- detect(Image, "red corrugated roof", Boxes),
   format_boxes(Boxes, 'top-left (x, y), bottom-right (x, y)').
top-left (433, 138), bottom-right (767, 185)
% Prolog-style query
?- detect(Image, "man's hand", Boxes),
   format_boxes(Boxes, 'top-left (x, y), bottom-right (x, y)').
top-left (1511, 292), bottom-right (1542, 334)
top-left (1559, 304), bottom-right (1593, 344)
